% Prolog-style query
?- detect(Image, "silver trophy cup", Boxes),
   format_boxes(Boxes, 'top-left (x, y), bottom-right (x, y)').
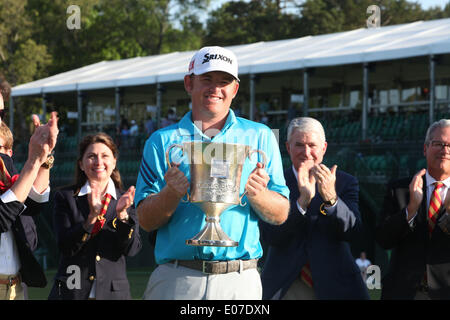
top-left (165, 142), bottom-right (267, 247)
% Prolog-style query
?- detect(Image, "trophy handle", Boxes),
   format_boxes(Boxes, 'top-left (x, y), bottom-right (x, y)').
top-left (165, 144), bottom-right (190, 202)
top-left (248, 149), bottom-right (267, 168)
top-left (165, 144), bottom-right (184, 168)
top-left (239, 149), bottom-right (268, 206)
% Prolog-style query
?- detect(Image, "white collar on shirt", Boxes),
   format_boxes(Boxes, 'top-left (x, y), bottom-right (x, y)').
top-left (425, 171), bottom-right (450, 189)
top-left (78, 178), bottom-right (117, 200)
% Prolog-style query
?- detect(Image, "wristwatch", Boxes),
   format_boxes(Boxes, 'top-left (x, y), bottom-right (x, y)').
top-left (323, 196), bottom-right (337, 206)
top-left (120, 213), bottom-right (129, 223)
top-left (41, 154), bottom-right (54, 169)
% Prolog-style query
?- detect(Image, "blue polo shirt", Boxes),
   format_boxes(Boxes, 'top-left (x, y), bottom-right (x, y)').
top-left (135, 109), bottom-right (289, 264)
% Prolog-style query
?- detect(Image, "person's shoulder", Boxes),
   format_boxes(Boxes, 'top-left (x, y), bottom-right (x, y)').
top-left (145, 122), bottom-right (180, 145)
top-left (54, 184), bottom-right (77, 197)
top-left (152, 122), bottom-right (179, 136)
top-left (0, 153), bottom-right (15, 173)
top-left (336, 169), bottom-right (357, 182)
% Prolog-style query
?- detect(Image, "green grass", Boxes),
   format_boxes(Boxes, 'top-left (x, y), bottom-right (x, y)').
top-left (27, 268), bottom-right (152, 300)
top-left (27, 268), bottom-right (382, 300)
top-left (369, 289), bottom-right (381, 300)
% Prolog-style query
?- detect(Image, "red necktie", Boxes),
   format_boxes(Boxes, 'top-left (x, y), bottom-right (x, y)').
top-left (428, 182), bottom-right (444, 235)
top-left (300, 262), bottom-right (313, 288)
top-left (0, 157), bottom-right (19, 194)
top-left (91, 193), bottom-right (112, 236)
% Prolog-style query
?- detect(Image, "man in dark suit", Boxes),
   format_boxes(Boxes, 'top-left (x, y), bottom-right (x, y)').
top-left (0, 76), bottom-right (59, 299)
top-left (260, 117), bottom-right (369, 300)
top-left (376, 118), bottom-right (450, 300)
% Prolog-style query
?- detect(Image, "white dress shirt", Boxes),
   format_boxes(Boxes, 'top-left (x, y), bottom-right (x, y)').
top-left (0, 186), bottom-right (50, 275)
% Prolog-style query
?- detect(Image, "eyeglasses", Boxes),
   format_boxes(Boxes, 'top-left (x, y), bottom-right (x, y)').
top-left (0, 109), bottom-right (5, 120)
top-left (430, 140), bottom-right (450, 150)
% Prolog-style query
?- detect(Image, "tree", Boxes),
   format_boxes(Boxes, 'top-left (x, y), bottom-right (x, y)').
top-left (27, 0), bottom-right (210, 75)
top-left (205, 0), bottom-right (302, 46)
top-left (0, 0), bottom-right (51, 85)
top-left (297, 0), bottom-right (444, 36)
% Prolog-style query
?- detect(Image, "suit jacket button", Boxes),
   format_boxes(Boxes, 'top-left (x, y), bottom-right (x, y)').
top-left (89, 275), bottom-right (95, 281)
top-left (96, 255), bottom-right (101, 261)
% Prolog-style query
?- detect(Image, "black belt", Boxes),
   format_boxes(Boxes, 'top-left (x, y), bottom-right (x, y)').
top-left (170, 259), bottom-right (258, 274)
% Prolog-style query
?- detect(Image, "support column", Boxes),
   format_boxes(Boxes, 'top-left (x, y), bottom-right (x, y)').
top-left (9, 96), bottom-right (14, 133)
top-left (303, 69), bottom-right (309, 116)
top-left (362, 63), bottom-right (369, 141)
top-left (429, 55), bottom-right (436, 125)
top-left (115, 87), bottom-right (121, 132)
top-left (42, 93), bottom-right (47, 121)
top-left (77, 90), bottom-right (82, 141)
top-left (156, 83), bottom-right (162, 129)
top-left (249, 74), bottom-right (256, 121)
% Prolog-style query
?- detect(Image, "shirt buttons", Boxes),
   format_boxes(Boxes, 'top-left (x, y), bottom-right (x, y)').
top-left (96, 255), bottom-right (101, 262)
top-left (89, 276), bottom-right (95, 281)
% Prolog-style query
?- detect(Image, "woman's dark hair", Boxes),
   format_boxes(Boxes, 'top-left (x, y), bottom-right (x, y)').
top-left (74, 132), bottom-right (123, 192)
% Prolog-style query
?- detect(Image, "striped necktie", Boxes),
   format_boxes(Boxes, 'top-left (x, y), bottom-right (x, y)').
top-left (300, 262), bottom-right (313, 288)
top-left (428, 182), bottom-right (444, 235)
top-left (91, 193), bottom-right (112, 236)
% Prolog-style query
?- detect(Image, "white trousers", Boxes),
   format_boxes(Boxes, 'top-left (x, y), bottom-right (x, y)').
top-left (143, 262), bottom-right (262, 300)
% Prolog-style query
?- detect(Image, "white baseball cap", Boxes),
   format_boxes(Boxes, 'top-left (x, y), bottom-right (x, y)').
top-left (187, 46), bottom-right (239, 81)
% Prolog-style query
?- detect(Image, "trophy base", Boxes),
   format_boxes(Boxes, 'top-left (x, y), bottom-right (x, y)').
top-left (186, 219), bottom-right (238, 247)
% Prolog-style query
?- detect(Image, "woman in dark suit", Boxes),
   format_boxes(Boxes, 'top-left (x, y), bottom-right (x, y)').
top-left (48, 133), bottom-right (141, 300)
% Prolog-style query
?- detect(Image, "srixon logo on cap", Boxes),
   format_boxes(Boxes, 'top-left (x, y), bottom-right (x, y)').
top-left (202, 53), bottom-right (233, 65)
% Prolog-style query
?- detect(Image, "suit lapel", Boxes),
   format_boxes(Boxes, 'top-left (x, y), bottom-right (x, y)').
top-left (418, 175), bottom-right (428, 224)
top-left (285, 168), bottom-right (299, 202)
top-left (417, 175), bottom-right (431, 243)
top-left (75, 193), bottom-right (90, 220)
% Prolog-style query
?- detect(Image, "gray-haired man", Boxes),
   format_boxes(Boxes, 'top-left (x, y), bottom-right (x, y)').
top-left (260, 117), bottom-right (369, 300)
top-left (376, 119), bottom-right (450, 300)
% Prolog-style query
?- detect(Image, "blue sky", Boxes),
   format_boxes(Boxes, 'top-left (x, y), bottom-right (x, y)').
top-left (209, 0), bottom-right (450, 11)
top-left (195, 0), bottom-right (449, 27)
top-left (417, 0), bottom-right (450, 8)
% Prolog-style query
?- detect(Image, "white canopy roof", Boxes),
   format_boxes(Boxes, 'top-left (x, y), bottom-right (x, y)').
top-left (12, 18), bottom-right (450, 97)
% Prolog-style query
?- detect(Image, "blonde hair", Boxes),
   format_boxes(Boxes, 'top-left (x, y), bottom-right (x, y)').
top-left (0, 122), bottom-right (14, 150)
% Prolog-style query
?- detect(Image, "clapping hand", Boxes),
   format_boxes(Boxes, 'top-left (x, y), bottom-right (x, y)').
top-left (312, 164), bottom-right (337, 204)
top-left (28, 112), bottom-right (59, 165)
top-left (296, 162), bottom-right (316, 210)
top-left (407, 169), bottom-right (426, 220)
top-left (85, 188), bottom-right (104, 227)
top-left (116, 186), bottom-right (135, 220)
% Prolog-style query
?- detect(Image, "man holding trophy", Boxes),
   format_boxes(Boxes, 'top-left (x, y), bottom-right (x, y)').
top-left (135, 46), bottom-right (290, 300)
